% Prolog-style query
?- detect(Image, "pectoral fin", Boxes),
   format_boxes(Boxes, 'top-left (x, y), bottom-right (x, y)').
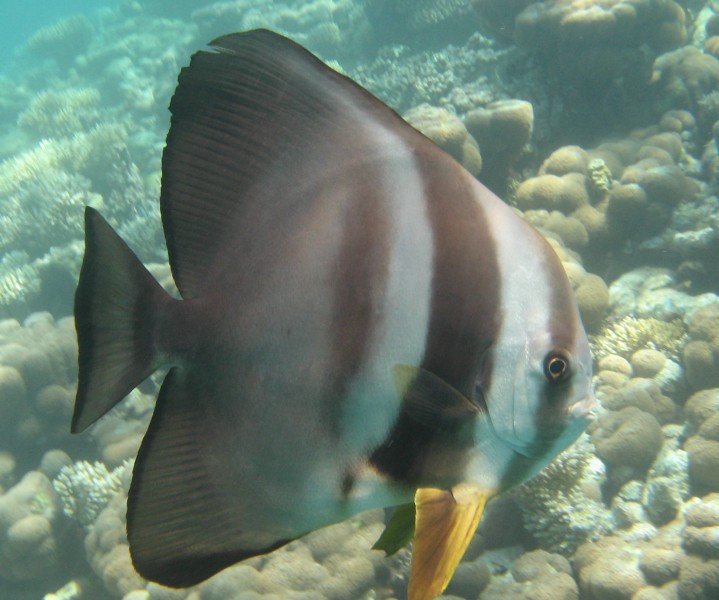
top-left (372, 502), bottom-right (415, 556)
top-left (408, 484), bottom-right (488, 600)
top-left (392, 364), bottom-right (478, 426)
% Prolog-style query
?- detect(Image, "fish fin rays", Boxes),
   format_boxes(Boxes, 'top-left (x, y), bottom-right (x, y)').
top-left (72, 208), bottom-right (169, 433)
top-left (393, 364), bottom-right (478, 427)
top-left (161, 29), bottom-right (426, 298)
top-left (127, 368), bottom-right (295, 587)
top-left (409, 485), bottom-right (488, 600)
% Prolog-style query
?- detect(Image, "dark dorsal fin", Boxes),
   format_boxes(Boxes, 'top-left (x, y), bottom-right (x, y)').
top-left (161, 29), bottom-right (417, 298)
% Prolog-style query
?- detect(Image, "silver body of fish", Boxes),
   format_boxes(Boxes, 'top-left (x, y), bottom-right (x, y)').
top-left (71, 29), bottom-right (595, 599)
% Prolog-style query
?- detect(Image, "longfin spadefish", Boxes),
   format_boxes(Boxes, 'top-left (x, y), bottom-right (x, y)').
top-left (408, 485), bottom-right (488, 600)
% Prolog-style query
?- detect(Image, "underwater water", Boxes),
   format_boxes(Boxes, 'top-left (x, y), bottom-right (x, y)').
top-left (0, 0), bottom-right (719, 599)
top-left (0, 1), bottom-right (121, 67)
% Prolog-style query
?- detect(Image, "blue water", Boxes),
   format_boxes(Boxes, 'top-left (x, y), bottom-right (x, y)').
top-left (0, 0), bottom-right (119, 64)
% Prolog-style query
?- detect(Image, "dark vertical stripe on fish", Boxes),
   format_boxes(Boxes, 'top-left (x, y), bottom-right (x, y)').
top-left (419, 156), bottom-right (500, 396)
top-left (370, 153), bottom-right (501, 486)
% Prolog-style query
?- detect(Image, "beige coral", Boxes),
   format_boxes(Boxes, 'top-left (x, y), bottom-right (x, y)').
top-left (0, 470), bottom-right (62, 581)
top-left (404, 103), bottom-right (483, 176)
top-left (591, 406), bottom-right (663, 488)
top-left (464, 99), bottom-right (533, 190)
top-left (18, 87), bottom-right (101, 139)
top-left (540, 145), bottom-right (590, 176)
top-left (481, 549), bottom-right (578, 600)
top-left (684, 389), bottom-right (719, 493)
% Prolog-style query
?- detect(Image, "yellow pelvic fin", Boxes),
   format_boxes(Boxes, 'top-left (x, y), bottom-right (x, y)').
top-left (408, 484), bottom-right (488, 600)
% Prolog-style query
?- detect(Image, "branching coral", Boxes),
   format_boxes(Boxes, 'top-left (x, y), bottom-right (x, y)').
top-left (0, 252), bottom-right (40, 308)
top-left (18, 87), bottom-right (101, 139)
top-left (591, 316), bottom-right (687, 362)
top-left (513, 435), bottom-right (613, 555)
top-left (0, 122), bottom-right (127, 199)
top-left (52, 460), bottom-right (129, 529)
top-left (366, 0), bottom-right (476, 32)
top-left (24, 15), bottom-right (94, 68)
top-left (2, 170), bottom-right (101, 258)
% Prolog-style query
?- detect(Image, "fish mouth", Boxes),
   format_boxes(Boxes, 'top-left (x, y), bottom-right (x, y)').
top-left (567, 393), bottom-right (597, 422)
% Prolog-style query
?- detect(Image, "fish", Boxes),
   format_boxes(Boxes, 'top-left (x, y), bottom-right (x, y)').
top-left (71, 29), bottom-right (595, 600)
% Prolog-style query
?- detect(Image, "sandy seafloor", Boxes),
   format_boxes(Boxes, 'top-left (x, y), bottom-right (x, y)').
top-left (1, 1), bottom-right (719, 599)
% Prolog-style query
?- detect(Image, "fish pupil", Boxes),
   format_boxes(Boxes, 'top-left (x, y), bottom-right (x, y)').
top-left (544, 354), bottom-right (569, 382)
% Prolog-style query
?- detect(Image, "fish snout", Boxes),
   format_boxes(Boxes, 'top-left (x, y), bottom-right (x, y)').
top-left (568, 393), bottom-right (597, 423)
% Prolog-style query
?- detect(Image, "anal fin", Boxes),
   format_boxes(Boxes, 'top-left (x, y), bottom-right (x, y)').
top-left (408, 484), bottom-right (488, 600)
top-left (127, 368), bottom-right (293, 587)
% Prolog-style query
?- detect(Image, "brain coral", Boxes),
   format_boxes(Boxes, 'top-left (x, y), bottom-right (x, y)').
top-left (481, 549), bottom-right (579, 600)
top-left (682, 494), bottom-right (719, 560)
top-left (591, 406), bottom-right (663, 489)
top-left (684, 388), bottom-right (719, 494)
top-left (683, 301), bottom-right (719, 390)
top-left (0, 313), bottom-right (77, 453)
top-left (0, 470), bottom-right (63, 582)
top-left (677, 495), bottom-right (719, 600)
top-left (464, 99), bottom-right (533, 191)
top-left (510, 0), bottom-right (687, 132)
top-left (404, 103), bottom-right (483, 175)
top-left (514, 1), bottom-right (686, 52)
top-left (574, 535), bottom-right (649, 600)
top-left (652, 46), bottom-right (719, 112)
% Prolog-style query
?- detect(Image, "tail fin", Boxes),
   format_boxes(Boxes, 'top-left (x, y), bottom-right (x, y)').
top-left (72, 207), bottom-right (171, 433)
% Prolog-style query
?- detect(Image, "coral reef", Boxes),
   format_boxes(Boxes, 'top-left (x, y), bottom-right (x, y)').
top-left (513, 436), bottom-right (613, 555)
top-left (18, 87), bottom-right (102, 140)
top-left (2, 0), bottom-right (719, 597)
top-left (83, 466), bottom-right (395, 599)
top-left (0, 468), bottom-right (63, 582)
top-left (0, 313), bottom-right (77, 458)
top-left (591, 406), bottom-right (663, 490)
top-left (464, 99), bottom-right (534, 191)
top-left (52, 461), bottom-right (128, 529)
top-left (684, 388), bottom-right (719, 494)
top-left (592, 315), bottom-right (687, 362)
top-left (679, 494), bottom-right (719, 599)
top-left (574, 534), bottom-right (650, 600)
top-left (511, 0), bottom-right (688, 134)
top-left (600, 377), bottom-right (678, 424)
top-left (516, 112), bottom-right (702, 275)
top-left (404, 103), bottom-right (483, 175)
top-left (683, 299), bottom-right (719, 390)
top-left (652, 46), bottom-right (719, 115)
top-left (481, 549), bottom-right (578, 600)
top-left (24, 15), bottom-right (94, 68)
top-left (192, 0), bottom-right (371, 60)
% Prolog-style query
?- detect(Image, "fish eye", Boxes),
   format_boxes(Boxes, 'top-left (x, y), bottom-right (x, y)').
top-left (544, 351), bottom-right (570, 383)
